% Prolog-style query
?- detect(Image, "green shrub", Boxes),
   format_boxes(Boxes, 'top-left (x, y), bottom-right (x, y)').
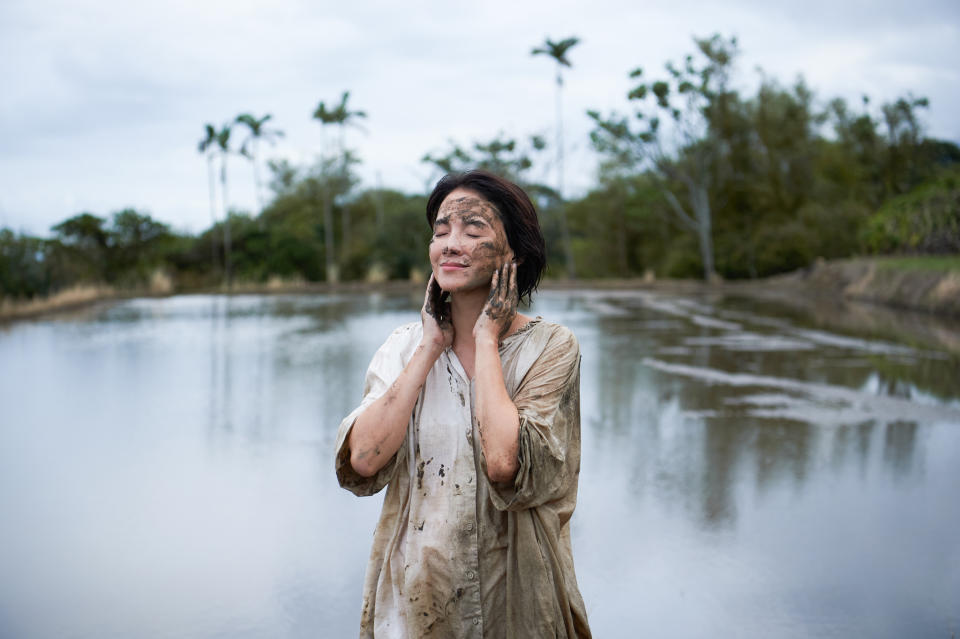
top-left (861, 167), bottom-right (960, 254)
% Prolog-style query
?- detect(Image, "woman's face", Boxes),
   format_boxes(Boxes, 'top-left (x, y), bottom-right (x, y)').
top-left (429, 187), bottom-right (514, 294)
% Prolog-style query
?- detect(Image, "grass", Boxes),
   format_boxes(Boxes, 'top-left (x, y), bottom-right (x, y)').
top-left (0, 284), bottom-right (116, 321)
top-left (872, 255), bottom-right (960, 273)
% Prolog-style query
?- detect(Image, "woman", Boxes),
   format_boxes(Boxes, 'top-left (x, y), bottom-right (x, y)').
top-left (335, 170), bottom-right (591, 638)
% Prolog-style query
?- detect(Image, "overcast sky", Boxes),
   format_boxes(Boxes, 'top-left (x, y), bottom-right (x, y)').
top-left (2, 0), bottom-right (958, 236)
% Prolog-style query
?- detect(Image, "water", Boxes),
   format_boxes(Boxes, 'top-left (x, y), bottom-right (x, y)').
top-left (1, 290), bottom-right (958, 638)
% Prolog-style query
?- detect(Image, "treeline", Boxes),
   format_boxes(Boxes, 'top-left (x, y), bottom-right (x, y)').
top-left (2, 34), bottom-right (959, 301)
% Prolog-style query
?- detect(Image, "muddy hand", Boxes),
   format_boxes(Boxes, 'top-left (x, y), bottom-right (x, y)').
top-left (421, 273), bottom-right (454, 349)
top-left (474, 262), bottom-right (519, 343)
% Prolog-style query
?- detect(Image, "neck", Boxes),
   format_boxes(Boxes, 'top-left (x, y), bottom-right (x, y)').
top-left (449, 287), bottom-right (488, 346)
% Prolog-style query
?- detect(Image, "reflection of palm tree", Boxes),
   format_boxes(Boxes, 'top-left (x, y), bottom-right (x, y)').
top-left (313, 91), bottom-right (367, 282)
top-left (235, 113), bottom-right (284, 210)
top-left (198, 124), bottom-right (220, 275)
top-left (532, 36), bottom-right (579, 278)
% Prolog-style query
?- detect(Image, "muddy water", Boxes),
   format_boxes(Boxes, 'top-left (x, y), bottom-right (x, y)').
top-left (0, 290), bottom-right (958, 638)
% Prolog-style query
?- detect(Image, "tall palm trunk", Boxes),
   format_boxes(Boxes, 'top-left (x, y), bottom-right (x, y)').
top-left (320, 128), bottom-right (338, 284)
top-left (207, 154), bottom-right (219, 277)
top-left (251, 137), bottom-right (263, 210)
top-left (338, 127), bottom-right (350, 268)
top-left (220, 154), bottom-right (233, 288)
top-left (555, 66), bottom-right (576, 279)
top-left (323, 190), bottom-right (337, 283)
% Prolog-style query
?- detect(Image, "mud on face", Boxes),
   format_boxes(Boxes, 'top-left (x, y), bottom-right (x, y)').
top-left (431, 192), bottom-right (513, 291)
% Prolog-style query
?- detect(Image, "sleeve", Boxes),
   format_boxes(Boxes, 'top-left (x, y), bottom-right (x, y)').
top-left (334, 324), bottom-right (416, 496)
top-left (486, 326), bottom-right (582, 512)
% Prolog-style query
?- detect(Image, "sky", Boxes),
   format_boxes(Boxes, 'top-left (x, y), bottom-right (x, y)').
top-left (1, 0), bottom-right (958, 236)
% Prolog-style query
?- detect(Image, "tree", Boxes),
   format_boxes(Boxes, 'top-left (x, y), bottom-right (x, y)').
top-left (266, 158), bottom-right (300, 197)
top-left (532, 35), bottom-right (580, 278)
top-left (590, 34), bottom-right (740, 280)
top-left (51, 213), bottom-right (111, 281)
top-left (214, 123), bottom-right (235, 287)
top-left (421, 133), bottom-right (548, 185)
top-left (313, 91), bottom-right (366, 275)
top-left (108, 209), bottom-right (172, 284)
top-left (198, 124), bottom-right (221, 276)
top-left (1, 229), bottom-right (51, 298)
top-left (313, 92), bottom-right (365, 283)
top-left (880, 94), bottom-right (929, 196)
top-left (234, 113), bottom-right (284, 209)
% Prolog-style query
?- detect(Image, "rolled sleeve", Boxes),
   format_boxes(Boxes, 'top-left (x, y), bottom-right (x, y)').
top-left (487, 327), bottom-right (582, 512)
top-left (335, 323), bottom-right (418, 496)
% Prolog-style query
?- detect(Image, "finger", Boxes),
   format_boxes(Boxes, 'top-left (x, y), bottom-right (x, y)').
top-left (495, 263), bottom-right (506, 297)
top-left (488, 267), bottom-right (499, 299)
top-left (509, 262), bottom-right (518, 300)
top-left (424, 273), bottom-right (435, 311)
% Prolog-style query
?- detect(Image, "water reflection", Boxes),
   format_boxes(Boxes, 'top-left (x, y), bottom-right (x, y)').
top-left (0, 290), bottom-right (957, 638)
top-left (581, 290), bottom-right (957, 531)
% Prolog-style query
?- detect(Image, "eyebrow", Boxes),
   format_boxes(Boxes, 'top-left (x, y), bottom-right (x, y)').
top-left (462, 215), bottom-right (488, 228)
top-left (433, 214), bottom-right (490, 230)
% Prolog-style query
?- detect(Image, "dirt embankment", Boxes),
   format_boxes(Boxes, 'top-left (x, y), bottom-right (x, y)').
top-left (0, 285), bottom-right (119, 322)
top-left (4, 257), bottom-right (958, 323)
top-left (750, 258), bottom-right (960, 318)
top-left (0, 277), bottom-right (422, 323)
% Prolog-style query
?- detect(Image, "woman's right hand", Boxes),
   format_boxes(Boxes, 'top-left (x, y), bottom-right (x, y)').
top-left (421, 274), bottom-right (454, 351)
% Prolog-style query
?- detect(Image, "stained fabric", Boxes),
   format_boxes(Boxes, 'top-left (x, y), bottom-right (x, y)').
top-left (335, 318), bottom-right (591, 638)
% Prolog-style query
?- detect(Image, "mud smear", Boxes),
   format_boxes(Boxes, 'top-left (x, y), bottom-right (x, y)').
top-left (416, 457), bottom-right (433, 489)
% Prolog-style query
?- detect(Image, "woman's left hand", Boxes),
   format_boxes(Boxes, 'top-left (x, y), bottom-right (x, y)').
top-left (473, 262), bottom-right (519, 344)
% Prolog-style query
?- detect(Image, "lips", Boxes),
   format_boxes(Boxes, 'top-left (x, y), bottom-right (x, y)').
top-left (440, 262), bottom-right (468, 270)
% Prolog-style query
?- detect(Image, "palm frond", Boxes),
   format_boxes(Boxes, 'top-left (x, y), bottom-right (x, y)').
top-left (532, 35), bottom-right (580, 67)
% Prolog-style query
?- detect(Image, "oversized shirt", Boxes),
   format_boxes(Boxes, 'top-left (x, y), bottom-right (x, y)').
top-left (335, 318), bottom-right (591, 638)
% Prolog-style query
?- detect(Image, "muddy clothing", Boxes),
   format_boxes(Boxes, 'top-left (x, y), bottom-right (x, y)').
top-left (336, 319), bottom-right (591, 638)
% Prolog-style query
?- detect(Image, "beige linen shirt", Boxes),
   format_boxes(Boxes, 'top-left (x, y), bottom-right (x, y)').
top-left (335, 318), bottom-right (591, 638)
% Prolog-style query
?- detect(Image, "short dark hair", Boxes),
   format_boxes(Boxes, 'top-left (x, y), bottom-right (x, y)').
top-left (426, 170), bottom-right (547, 304)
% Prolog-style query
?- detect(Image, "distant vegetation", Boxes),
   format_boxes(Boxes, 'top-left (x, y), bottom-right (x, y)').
top-left (2, 33), bottom-right (958, 303)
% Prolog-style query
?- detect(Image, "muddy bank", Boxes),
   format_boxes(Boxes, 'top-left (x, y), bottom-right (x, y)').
top-left (542, 259), bottom-right (960, 356)
top-left (0, 285), bottom-right (120, 323)
top-left (544, 257), bottom-right (960, 318)
top-left (0, 279), bottom-right (425, 324)
top-left (729, 258), bottom-right (960, 318)
top-left (5, 257), bottom-right (957, 324)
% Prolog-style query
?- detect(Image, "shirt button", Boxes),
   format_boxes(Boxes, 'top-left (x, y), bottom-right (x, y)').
top-left (465, 522), bottom-right (474, 531)
top-left (473, 618), bottom-right (480, 626)
top-left (466, 570), bottom-right (475, 579)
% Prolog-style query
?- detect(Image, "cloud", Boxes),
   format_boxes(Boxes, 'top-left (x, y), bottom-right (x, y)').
top-left (1, 0), bottom-right (958, 234)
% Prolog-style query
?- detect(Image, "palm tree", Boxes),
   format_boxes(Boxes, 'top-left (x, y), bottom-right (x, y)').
top-left (313, 91), bottom-right (367, 283)
top-left (214, 123), bottom-right (234, 288)
top-left (234, 113), bottom-right (284, 210)
top-left (532, 36), bottom-right (580, 278)
top-left (198, 124), bottom-right (220, 275)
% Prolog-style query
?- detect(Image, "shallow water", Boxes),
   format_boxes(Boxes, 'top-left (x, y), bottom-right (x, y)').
top-left (1, 290), bottom-right (958, 638)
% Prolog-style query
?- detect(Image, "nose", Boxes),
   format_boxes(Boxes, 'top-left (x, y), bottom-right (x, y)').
top-left (440, 232), bottom-right (463, 255)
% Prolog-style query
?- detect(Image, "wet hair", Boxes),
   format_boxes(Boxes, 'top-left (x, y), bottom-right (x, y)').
top-left (426, 170), bottom-right (547, 304)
